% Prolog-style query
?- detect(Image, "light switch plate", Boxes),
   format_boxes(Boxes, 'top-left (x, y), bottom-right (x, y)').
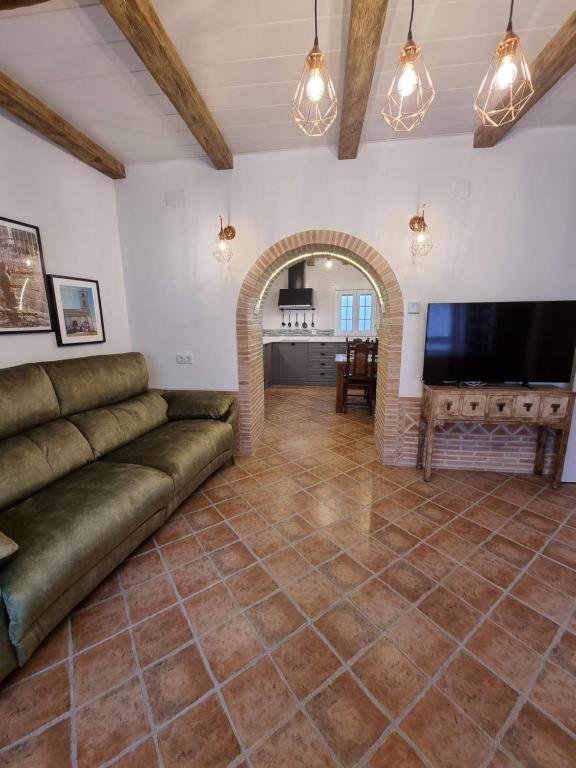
top-left (176, 353), bottom-right (194, 364)
top-left (407, 302), bottom-right (421, 314)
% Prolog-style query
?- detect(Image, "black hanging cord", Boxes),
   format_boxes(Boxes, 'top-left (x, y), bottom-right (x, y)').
top-left (407, 0), bottom-right (415, 40)
top-left (314, 0), bottom-right (319, 45)
top-left (507, 0), bottom-right (514, 31)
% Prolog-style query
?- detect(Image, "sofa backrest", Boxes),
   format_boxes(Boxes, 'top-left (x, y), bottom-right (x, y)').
top-left (0, 363), bottom-right (60, 441)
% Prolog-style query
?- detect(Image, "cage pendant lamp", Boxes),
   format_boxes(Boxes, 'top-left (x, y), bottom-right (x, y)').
top-left (474, 0), bottom-right (533, 127)
top-left (292, 0), bottom-right (337, 137)
top-left (381, 0), bottom-right (435, 132)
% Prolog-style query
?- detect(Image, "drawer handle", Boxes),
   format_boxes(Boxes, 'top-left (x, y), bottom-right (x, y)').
top-left (496, 402), bottom-right (506, 412)
top-left (470, 401), bottom-right (479, 411)
top-left (320, 362), bottom-right (325, 366)
top-left (291, 343), bottom-right (296, 346)
top-left (445, 401), bottom-right (453, 412)
top-left (320, 353), bottom-right (325, 356)
top-left (523, 402), bottom-right (533, 412)
top-left (320, 372), bottom-right (325, 376)
top-left (551, 403), bottom-right (561, 413)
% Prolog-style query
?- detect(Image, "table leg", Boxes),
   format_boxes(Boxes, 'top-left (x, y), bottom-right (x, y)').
top-left (417, 416), bottom-right (427, 469)
top-left (534, 426), bottom-right (547, 476)
top-left (423, 420), bottom-right (435, 482)
top-left (335, 365), bottom-right (344, 413)
top-left (552, 428), bottom-right (569, 489)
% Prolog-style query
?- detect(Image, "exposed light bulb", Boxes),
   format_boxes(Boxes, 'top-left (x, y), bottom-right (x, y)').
top-left (305, 68), bottom-right (325, 102)
top-left (494, 55), bottom-right (518, 89)
top-left (417, 231), bottom-right (426, 243)
top-left (397, 63), bottom-right (418, 98)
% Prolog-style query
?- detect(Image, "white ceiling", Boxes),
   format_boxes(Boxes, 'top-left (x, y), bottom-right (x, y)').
top-left (0, 0), bottom-right (574, 166)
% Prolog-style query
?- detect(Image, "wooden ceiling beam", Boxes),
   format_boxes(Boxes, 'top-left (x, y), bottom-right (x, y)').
top-left (0, 71), bottom-right (125, 178)
top-left (338, 0), bottom-right (389, 160)
top-left (474, 11), bottom-right (576, 148)
top-left (100, 0), bottom-right (232, 170)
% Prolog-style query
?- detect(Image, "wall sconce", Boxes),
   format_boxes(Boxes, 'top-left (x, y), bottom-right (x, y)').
top-left (409, 205), bottom-right (433, 257)
top-left (213, 216), bottom-right (236, 263)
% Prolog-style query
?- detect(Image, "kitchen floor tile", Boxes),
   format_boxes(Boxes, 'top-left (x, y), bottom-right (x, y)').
top-left (466, 620), bottom-right (541, 692)
top-left (226, 563), bottom-right (278, 607)
top-left (315, 601), bottom-right (379, 660)
top-left (365, 732), bottom-right (426, 767)
top-left (132, 606), bottom-right (193, 668)
top-left (351, 578), bottom-right (408, 630)
top-left (74, 631), bottom-right (135, 706)
top-left (246, 592), bottom-right (305, 647)
top-left (491, 596), bottom-right (558, 654)
top-left (502, 703), bottom-right (575, 768)
top-left (0, 720), bottom-right (71, 768)
top-left (201, 615), bottom-right (263, 682)
top-left (388, 609), bottom-right (456, 676)
top-left (184, 582), bottom-right (238, 634)
top-left (287, 570), bottom-right (341, 617)
top-left (273, 627), bottom-right (341, 699)
top-left (419, 587), bottom-right (482, 641)
top-left (251, 711), bottom-right (335, 767)
top-left (530, 662), bottom-right (576, 733)
top-left (380, 561), bottom-right (435, 602)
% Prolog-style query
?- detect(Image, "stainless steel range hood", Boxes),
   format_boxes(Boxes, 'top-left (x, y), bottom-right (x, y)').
top-left (278, 262), bottom-right (315, 309)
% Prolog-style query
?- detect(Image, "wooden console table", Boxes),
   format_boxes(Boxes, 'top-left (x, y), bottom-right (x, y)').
top-left (417, 385), bottom-right (575, 488)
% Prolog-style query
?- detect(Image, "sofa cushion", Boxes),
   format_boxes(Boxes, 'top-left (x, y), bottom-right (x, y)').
top-left (102, 419), bottom-right (233, 491)
top-left (41, 352), bottom-right (148, 416)
top-left (0, 531), bottom-right (18, 565)
top-left (0, 363), bottom-right (60, 440)
top-left (0, 461), bottom-right (173, 648)
top-left (0, 420), bottom-right (95, 510)
top-left (68, 391), bottom-right (168, 458)
top-left (162, 390), bottom-right (235, 420)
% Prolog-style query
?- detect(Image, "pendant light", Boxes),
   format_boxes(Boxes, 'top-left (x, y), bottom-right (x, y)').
top-left (474, 0), bottom-right (533, 127)
top-left (409, 206), bottom-right (433, 258)
top-left (213, 216), bottom-right (236, 263)
top-left (292, 0), bottom-right (337, 137)
top-left (381, 0), bottom-right (435, 132)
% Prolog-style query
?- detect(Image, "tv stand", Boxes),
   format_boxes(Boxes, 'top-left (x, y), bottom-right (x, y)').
top-left (417, 385), bottom-right (575, 488)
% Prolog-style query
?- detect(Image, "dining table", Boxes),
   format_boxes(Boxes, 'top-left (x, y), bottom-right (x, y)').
top-left (334, 353), bottom-right (378, 413)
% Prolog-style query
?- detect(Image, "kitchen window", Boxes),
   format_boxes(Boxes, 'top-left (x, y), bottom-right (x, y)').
top-left (335, 290), bottom-right (378, 335)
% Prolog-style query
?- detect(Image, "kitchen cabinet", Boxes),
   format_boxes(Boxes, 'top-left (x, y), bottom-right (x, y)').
top-left (263, 343), bottom-right (274, 388)
top-left (275, 342), bottom-right (308, 385)
top-left (264, 341), bottom-right (347, 387)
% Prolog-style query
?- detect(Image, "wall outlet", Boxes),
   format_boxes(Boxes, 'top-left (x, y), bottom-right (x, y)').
top-left (407, 302), bottom-right (421, 314)
top-left (176, 353), bottom-right (194, 364)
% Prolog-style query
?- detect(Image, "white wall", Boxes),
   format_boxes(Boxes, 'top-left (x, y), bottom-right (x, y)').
top-left (0, 116), bottom-right (131, 367)
top-left (116, 127), bottom-right (576, 398)
top-left (262, 258), bottom-right (372, 331)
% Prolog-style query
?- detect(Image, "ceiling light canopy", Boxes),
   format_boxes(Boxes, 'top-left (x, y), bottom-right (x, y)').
top-left (381, 0), bottom-right (435, 132)
top-left (293, 0), bottom-right (338, 137)
top-left (474, 0), bottom-right (534, 127)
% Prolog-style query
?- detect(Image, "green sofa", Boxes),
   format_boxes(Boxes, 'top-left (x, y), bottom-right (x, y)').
top-left (0, 352), bottom-right (236, 681)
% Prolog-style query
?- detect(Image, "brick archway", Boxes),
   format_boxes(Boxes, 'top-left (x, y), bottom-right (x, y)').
top-left (236, 230), bottom-right (404, 460)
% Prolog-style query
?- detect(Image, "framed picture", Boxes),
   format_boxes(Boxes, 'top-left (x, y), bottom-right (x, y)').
top-left (0, 216), bottom-right (52, 334)
top-left (48, 275), bottom-right (105, 346)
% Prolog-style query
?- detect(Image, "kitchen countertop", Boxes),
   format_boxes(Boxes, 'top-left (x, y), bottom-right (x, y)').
top-left (263, 336), bottom-right (349, 344)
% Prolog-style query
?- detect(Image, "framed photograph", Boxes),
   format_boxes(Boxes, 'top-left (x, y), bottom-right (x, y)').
top-left (48, 275), bottom-right (105, 346)
top-left (0, 216), bottom-right (52, 334)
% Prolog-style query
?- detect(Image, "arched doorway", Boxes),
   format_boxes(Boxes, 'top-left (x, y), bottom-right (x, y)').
top-left (236, 230), bottom-right (404, 462)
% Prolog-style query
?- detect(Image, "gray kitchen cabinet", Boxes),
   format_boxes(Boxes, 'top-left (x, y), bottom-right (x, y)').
top-left (263, 343), bottom-right (274, 388)
top-left (264, 341), bottom-right (341, 386)
top-left (275, 342), bottom-right (308, 384)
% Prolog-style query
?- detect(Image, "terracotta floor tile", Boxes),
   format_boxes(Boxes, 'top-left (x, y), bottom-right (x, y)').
top-left (295, 531), bottom-right (342, 565)
top-left (550, 630), bottom-right (576, 676)
top-left (402, 688), bottom-right (490, 768)
top-left (371, 497), bottom-right (408, 522)
top-left (154, 514), bottom-right (191, 545)
top-left (259, 500), bottom-right (298, 524)
top-left (499, 520), bottom-right (547, 551)
top-left (325, 520), bottom-right (368, 548)
top-left (380, 561), bottom-right (435, 602)
top-left (209, 541), bottom-right (256, 577)
top-left (347, 539), bottom-right (395, 573)
top-left (246, 592), bottom-right (305, 647)
top-left (351, 578), bottom-right (408, 630)
top-left (4, 621), bottom-right (68, 686)
top-left (226, 563), bottom-right (278, 607)
top-left (465, 549), bottom-right (520, 589)
top-left (132, 606), bottom-right (193, 668)
top-left (428, 529), bottom-right (476, 562)
top-left (388, 609), bottom-right (456, 676)
top-left (78, 571), bottom-right (121, 610)
top-left (419, 587), bottom-right (482, 641)
top-left (478, 495), bottom-right (519, 518)
top-left (483, 535), bottom-right (534, 568)
top-left (229, 510), bottom-right (267, 537)
top-left (438, 651), bottom-right (518, 736)
top-left (354, 636), bottom-right (427, 716)
top-left (395, 511), bottom-right (438, 539)
top-left (543, 540), bottom-right (576, 571)
top-left (306, 672), bottom-right (388, 767)
top-left (466, 620), bottom-right (541, 692)
top-left (0, 719), bottom-right (71, 768)
top-left (143, 643), bottom-right (212, 725)
top-left (511, 573), bottom-right (574, 623)
top-left (417, 501), bottom-right (455, 526)
top-left (447, 516), bottom-right (491, 545)
top-left (185, 582), bottom-right (238, 634)
top-left (406, 543), bottom-right (456, 580)
top-left (185, 506), bottom-right (223, 531)
top-left (159, 694), bottom-right (240, 768)
top-left (515, 509), bottom-right (560, 535)
top-left (530, 661), bottom-right (576, 733)
top-left (76, 678), bottom-right (148, 768)
top-left (0, 664), bottom-right (69, 749)
top-left (443, 566), bottom-right (502, 612)
top-left (126, 574), bottom-right (177, 623)
top-left (315, 600), bottom-right (379, 659)
top-left (246, 526), bottom-right (287, 558)
top-left (366, 732), bottom-right (426, 767)
top-left (251, 711), bottom-right (335, 768)
top-left (527, 556), bottom-right (576, 598)
top-left (172, 556), bottom-right (220, 599)
top-left (373, 524), bottom-right (420, 554)
top-left (287, 570), bottom-right (341, 617)
top-left (491, 596), bottom-right (558, 654)
top-left (119, 550), bottom-right (165, 589)
top-left (113, 740), bottom-right (159, 767)
top-left (201, 614), bottom-right (263, 682)
top-left (264, 546), bottom-right (311, 585)
top-left (488, 750), bottom-right (516, 768)
top-left (319, 553), bottom-right (371, 592)
top-left (205, 484), bottom-right (238, 504)
top-left (434, 491), bottom-right (474, 514)
top-left (273, 627), bottom-right (341, 699)
top-left (197, 521), bottom-right (238, 552)
top-left (276, 514), bottom-right (315, 542)
top-left (502, 702), bottom-right (575, 768)
top-left (72, 595), bottom-right (128, 652)
top-left (161, 535), bottom-right (203, 569)
top-left (223, 657), bottom-right (294, 746)
top-left (74, 631), bottom-right (136, 706)
top-left (180, 491), bottom-right (212, 514)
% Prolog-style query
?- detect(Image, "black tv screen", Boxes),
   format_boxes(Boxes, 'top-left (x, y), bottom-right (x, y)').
top-left (423, 301), bottom-right (576, 385)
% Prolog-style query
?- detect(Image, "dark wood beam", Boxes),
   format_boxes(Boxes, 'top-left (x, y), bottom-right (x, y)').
top-left (338, 0), bottom-right (389, 160)
top-left (474, 11), bottom-right (576, 148)
top-left (0, 1), bottom-right (49, 9)
top-left (100, 0), bottom-right (233, 170)
top-left (0, 71), bottom-right (125, 178)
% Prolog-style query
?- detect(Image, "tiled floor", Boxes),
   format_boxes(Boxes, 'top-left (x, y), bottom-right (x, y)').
top-left (1, 386), bottom-right (576, 768)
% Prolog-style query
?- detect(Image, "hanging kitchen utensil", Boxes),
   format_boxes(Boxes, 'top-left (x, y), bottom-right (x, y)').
top-left (295, 313), bottom-right (299, 327)
top-left (281, 310), bottom-right (286, 327)
top-left (288, 310), bottom-right (292, 328)
top-left (302, 311), bottom-right (308, 329)
top-left (311, 311), bottom-right (315, 328)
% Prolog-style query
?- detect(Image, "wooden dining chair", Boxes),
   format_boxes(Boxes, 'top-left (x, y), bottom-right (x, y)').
top-left (343, 338), bottom-right (377, 415)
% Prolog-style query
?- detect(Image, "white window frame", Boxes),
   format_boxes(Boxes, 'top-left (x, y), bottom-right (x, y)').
top-left (335, 289), bottom-right (379, 336)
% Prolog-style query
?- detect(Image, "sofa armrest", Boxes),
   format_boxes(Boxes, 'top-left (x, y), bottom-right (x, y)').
top-left (161, 390), bottom-right (235, 421)
top-left (0, 531), bottom-right (18, 566)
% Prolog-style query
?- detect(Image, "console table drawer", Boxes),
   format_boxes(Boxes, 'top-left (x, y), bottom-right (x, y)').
top-left (513, 394), bottom-right (540, 418)
top-left (541, 395), bottom-right (569, 419)
top-left (436, 394), bottom-right (460, 416)
top-left (487, 395), bottom-right (514, 417)
top-left (461, 394), bottom-right (487, 417)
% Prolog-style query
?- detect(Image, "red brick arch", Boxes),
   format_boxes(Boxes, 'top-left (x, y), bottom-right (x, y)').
top-left (236, 230), bottom-right (404, 460)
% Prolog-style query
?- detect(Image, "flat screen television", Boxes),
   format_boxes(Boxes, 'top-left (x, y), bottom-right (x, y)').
top-left (422, 301), bottom-right (576, 385)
